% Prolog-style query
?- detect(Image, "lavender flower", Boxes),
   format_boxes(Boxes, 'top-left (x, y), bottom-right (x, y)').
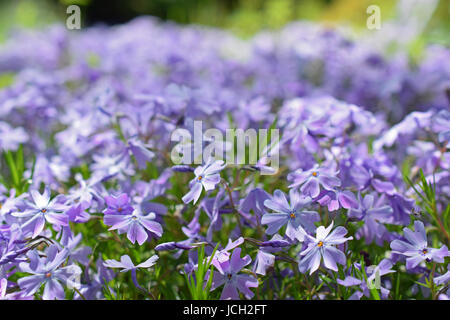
top-left (298, 221), bottom-right (353, 274)
top-left (210, 248), bottom-right (258, 300)
top-left (104, 254), bottom-right (158, 291)
top-left (103, 207), bottom-right (163, 245)
top-left (390, 221), bottom-right (449, 269)
top-left (182, 158), bottom-right (226, 205)
top-left (261, 189), bottom-right (319, 241)
top-left (12, 188), bottom-right (68, 238)
top-left (288, 165), bottom-right (341, 198)
top-left (18, 245), bottom-right (81, 300)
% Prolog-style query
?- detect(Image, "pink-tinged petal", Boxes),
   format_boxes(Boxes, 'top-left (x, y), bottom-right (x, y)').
top-left (220, 282), bottom-right (240, 300)
top-left (301, 178), bottom-right (320, 198)
top-left (327, 199), bottom-right (340, 212)
top-left (253, 251), bottom-right (275, 275)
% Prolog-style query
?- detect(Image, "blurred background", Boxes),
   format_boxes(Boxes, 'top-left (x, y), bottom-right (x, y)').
top-left (0, 0), bottom-right (448, 38)
top-left (0, 0), bottom-right (448, 61)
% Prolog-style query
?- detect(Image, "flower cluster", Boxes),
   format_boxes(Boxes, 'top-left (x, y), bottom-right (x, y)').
top-left (0, 17), bottom-right (448, 300)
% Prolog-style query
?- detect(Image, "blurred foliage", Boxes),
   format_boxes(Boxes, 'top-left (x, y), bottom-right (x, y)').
top-left (0, 0), bottom-right (448, 44)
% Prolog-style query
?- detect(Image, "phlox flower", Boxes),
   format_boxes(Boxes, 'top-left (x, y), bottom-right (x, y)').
top-left (288, 165), bottom-right (341, 198)
top-left (103, 207), bottom-right (163, 245)
top-left (104, 254), bottom-right (158, 291)
top-left (298, 221), bottom-right (353, 274)
top-left (390, 221), bottom-right (449, 269)
top-left (261, 189), bottom-right (319, 241)
top-left (210, 248), bottom-right (258, 300)
top-left (12, 187), bottom-right (68, 238)
top-left (18, 245), bottom-right (81, 300)
top-left (182, 158), bottom-right (226, 205)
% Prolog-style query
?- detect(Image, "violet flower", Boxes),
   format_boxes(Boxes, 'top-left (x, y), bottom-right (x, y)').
top-left (390, 221), bottom-right (449, 269)
top-left (104, 254), bottom-right (158, 291)
top-left (210, 248), bottom-right (258, 300)
top-left (182, 158), bottom-right (226, 205)
top-left (104, 193), bottom-right (134, 215)
top-left (261, 189), bottom-right (319, 241)
top-left (103, 207), bottom-right (163, 245)
top-left (288, 165), bottom-right (341, 198)
top-left (18, 245), bottom-right (81, 300)
top-left (298, 221), bottom-right (353, 274)
top-left (12, 188), bottom-right (68, 238)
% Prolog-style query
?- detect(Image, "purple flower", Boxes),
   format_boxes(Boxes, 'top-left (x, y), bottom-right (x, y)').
top-left (182, 158), bottom-right (226, 205)
top-left (390, 221), bottom-right (449, 269)
top-left (288, 165), bottom-right (341, 198)
top-left (210, 248), bottom-right (258, 300)
top-left (12, 187), bottom-right (68, 238)
top-left (127, 138), bottom-right (155, 169)
top-left (103, 207), bottom-right (163, 245)
top-left (348, 193), bottom-right (393, 245)
top-left (298, 221), bottom-right (353, 274)
top-left (261, 189), bottom-right (319, 241)
top-left (18, 245), bottom-right (81, 300)
top-left (104, 254), bottom-right (158, 291)
top-left (0, 122), bottom-right (28, 151)
top-left (104, 193), bottom-right (134, 215)
top-left (317, 189), bottom-right (358, 211)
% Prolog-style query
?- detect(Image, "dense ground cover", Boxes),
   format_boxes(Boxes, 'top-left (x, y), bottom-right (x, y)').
top-left (0, 17), bottom-right (449, 300)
